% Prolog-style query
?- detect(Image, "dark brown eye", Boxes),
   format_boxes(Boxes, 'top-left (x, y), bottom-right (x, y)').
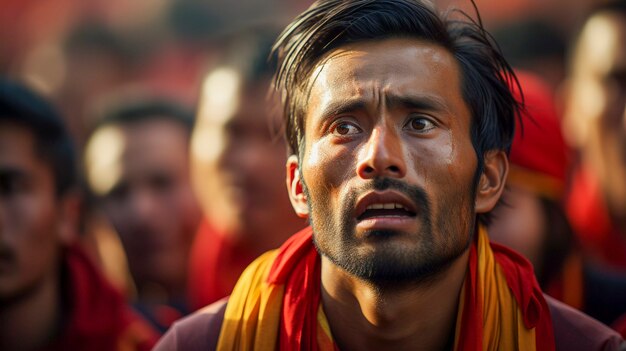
top-left (332, 122), bottom-right (360, 136)
top-left (405, 117), bottom-right (435, 132)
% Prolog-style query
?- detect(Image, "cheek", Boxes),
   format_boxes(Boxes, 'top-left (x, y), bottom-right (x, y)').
top-left (303, 141), bottom-right (353, 200)
top-left (412, 134), bottom-right (476, 196)
top-left (12, 196), bottom-right (60, 273)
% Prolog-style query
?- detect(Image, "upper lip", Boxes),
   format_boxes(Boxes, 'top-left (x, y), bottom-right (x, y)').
top-left (354, 190), bottom-right (418, 219)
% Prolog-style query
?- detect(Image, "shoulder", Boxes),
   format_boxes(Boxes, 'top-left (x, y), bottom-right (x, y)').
top-left (546, 295), bottom-right (626, 351)
top-left (153, 298), bottom-right (228, 351)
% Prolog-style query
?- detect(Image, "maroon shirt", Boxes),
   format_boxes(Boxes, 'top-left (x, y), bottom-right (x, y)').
top-left (155, 295), bottom-right (625, 350)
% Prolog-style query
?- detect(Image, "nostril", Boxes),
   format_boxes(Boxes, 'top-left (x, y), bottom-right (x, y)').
top-left (388, 165), bottom-right (400, 173)
top-left (363, 166), bottom-right (375, 174)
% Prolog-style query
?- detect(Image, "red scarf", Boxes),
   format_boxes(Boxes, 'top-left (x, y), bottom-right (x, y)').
top-left (217, 226), bottom-right (555, 350)
top-left (43, 244), bottom-right (158, 351)
top-left (567, 168), bottom-right (626, 268)
top-left (187, 220), bottom-right (256, 310)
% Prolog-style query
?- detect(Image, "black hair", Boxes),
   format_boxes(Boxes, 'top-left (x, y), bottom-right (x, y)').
top-left (589, 0), bottom-right (626, 18)
top-left (0, 79), bottom-right (77, 196)
top-left (272, 0), bottom-right (521, 224)
top-left (95, 98), bottom-right (195, 134)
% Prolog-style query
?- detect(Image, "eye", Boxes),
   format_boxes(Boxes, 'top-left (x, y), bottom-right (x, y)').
top-left (404, 116), bottom-right (436, 132)
top-left (0, 172), bottom-right (27, 197)
top-left (331, 121), bottom-right (361, 136)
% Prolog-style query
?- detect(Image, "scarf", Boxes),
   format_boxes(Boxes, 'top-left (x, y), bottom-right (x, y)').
top-left (217, 226), bottom-right (555, 350)
top-left (188, 219), bottom-right (257, 310)
top-left (43, 244), bottom-right (158, 351)
top-left (566, 168), bottom-right (626, 269)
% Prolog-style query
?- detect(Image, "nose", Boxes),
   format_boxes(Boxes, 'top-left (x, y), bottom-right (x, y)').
top-left (356, 125), bottom-right (406, 179)
top-left (129, 189), bottom-right (157, 222)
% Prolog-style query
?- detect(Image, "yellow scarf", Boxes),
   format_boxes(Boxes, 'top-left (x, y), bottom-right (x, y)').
top-left (217, 226), bottom-right (554, 350)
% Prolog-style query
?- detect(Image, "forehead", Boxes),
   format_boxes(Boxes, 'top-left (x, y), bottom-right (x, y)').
top-left (85, 119), bottom-right (189, 194)
top-left (306, 38), bottom-right (465, 118)
top-left (120, 119), bottom-right (189, 150)
top-left (198, 78), bottom-right (275, 127)
top-left (0, 121), bottom-right (56, 187)
top-left (0, 122), bottom-right (40, 167)
top-left (575, 12), bottom-right (626, 75)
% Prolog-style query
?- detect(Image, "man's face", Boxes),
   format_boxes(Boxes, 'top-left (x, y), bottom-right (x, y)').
top-left (87, 119), bottom-right (201, 289)
top-left (296, 38), bottom-right (480, 283)
top-left (192, 74), bottom-right (304, 251)
top-left (0, 122), bottom-right (64, 300)
top-left (564, 12), bottom-right (626, 219)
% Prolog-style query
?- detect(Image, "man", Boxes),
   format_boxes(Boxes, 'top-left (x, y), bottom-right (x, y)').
top-left (489, 71), bottom-right (573, 290)
top-left (0, 79), bottom-right (157, 350)
top-left (562, 0), bottom-right (626, 269)
top-left (187, 30), bottom-right (306, 309)
top-left (489, 71), bottom-right (626, 329)
top-left (156, 0), bottom-right (624, 349)
top-left (84, 98), bottom-right (202, 331)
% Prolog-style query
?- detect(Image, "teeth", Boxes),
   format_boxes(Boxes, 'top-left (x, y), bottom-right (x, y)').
top-left (366, 203), bottom-right (405, 210)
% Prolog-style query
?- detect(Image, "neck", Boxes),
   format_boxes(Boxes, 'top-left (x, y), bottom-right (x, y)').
top-left (0, 265), bottom-right (63, 351)
top-left (320, 250), bottom-right (468, 351)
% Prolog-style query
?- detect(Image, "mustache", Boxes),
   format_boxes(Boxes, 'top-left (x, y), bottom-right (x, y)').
top-left (348, 177), bottom-right (432, 217)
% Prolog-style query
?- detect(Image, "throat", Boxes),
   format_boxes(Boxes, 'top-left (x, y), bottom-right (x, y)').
top-left (320, 251), bottom-right (469, 351)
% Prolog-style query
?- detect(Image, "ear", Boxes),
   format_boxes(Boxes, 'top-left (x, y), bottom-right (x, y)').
top-left (56, 190), bottom-right (81, 246)
top-left (475, 150), bottom-right (508, 213)
top-left (286, 155), bottom-right (309, 218)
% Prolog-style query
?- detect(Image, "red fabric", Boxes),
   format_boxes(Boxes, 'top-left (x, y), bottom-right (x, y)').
top-left (187, 219), bottom-right (256, 309)
top-left (509, 71), bottom-right (570, 184)
top-left (456, 243), bottom-right (482, 351)
top-left (566, 169), bottom-right (626, 268)
top-left (43, 244), bottom-right (158, 351)
top-left (266, 227), bottom-right (554, 350)
top-left (491, 242), bottom-right (555, 349)
top-left (267, 227), bottom-right (321, 350)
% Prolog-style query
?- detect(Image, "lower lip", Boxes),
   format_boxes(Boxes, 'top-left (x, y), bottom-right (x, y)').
top-left (355, 216), bottom-right (417, 232)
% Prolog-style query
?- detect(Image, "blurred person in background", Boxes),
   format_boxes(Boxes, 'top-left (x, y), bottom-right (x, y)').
top-left (188, 28), bottom-right (306, 309)
top-left (57, 22), bottom-right (138, 145)
top-left (0, 79), bottom-right (157, 351)
top-left (561, 0), bottom-right (626, 336)
top-left (84, 97), bottom-right (202, 332)
top-left (561, 0), bottom-right (626, 270)
top-left (489, 71), bottom-right (626, 330)
top-left (156, 0), bottom-right (624, 349)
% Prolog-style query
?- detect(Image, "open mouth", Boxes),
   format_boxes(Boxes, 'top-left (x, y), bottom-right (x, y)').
top-left (354, 187), bottom-right (420, 222)
top-left (357, 202), bottom-right (417, 220)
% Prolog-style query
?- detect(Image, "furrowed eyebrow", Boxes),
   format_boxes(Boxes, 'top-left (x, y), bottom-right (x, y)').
top-left (319, 99), bottom-right (367, 119)
top-left (316, 93), bottom-right (451, 124)
top-left (384, 94), bottom-right (450, 113)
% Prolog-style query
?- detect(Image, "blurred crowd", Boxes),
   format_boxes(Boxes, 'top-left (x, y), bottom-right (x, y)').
top-left (1, 0), bottom-right (626, 349)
